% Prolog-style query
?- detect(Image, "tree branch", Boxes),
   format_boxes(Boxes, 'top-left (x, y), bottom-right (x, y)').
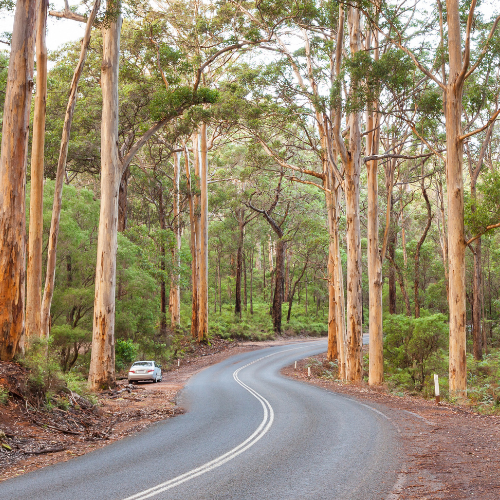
top-left (121, 117), bottom-right (170, 173)
top-left (457, 0), bottom-right (477, 85)
top-left (49, 7), bottom-right (87, 23)
top-left (363, 152), bottom-right (433, 163)
top-left (247, 128), bottom-right (325, 180)
top-left (459, 109), bottom-right (500, 141)
top-left (246, 201), bottom-right (284, 238)
top-left (286, 176), bottom-right (330, 193)
top-left (192, 36), bottom-right (273, 94)
top-left (465, 15), bottom-right (500, 79)
top-left (467, 222), bottom-right (500, 245)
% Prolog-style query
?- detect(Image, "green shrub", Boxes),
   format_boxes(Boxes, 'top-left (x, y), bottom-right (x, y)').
top-left (466, 351), bottom-right (500, 412)
top-left (384, 313), bottom-right (448, 390)
top-left (115, 338), bottom-right (139, 371)
top-left (22, 339), bottom-right (65, 402)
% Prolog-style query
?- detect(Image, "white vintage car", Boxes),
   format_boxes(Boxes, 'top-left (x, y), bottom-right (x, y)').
top-left (127, 361), bottom-right (163, 383)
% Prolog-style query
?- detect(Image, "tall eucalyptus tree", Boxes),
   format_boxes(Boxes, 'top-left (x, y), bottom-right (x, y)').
top-left (0, 0), bottom-right (38, 360)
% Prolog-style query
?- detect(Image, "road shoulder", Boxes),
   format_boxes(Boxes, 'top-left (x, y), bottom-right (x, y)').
top-left (282, 353), bottom-right (500, 500)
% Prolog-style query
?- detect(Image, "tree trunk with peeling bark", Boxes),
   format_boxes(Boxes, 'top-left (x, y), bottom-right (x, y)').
top-left (344, 147), bottom-right (363, 382)
top-left (343, 6), bottom-right (363, 382)
top-left (366, 43), bottom-right (383, 384)
top-left (88, 7), bottom-right (122, 390)
top-left (445, 0), bottom-right (467, 397)
top-left (26, 0), bottom-right (48, 345)
top-left (186, 140), bottom-right (199, 340)
top-left (325, 180), bottom-right (341, 366)
top-left (198, 123), bottom-right (209, 343)
top-left (0, 0), bottom-right (38, 361)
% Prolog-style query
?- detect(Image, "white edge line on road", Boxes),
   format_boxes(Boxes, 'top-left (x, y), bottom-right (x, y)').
top-left (356, 402), bottom-right (392, 421)
top-left (122, 344), bottom-right (319, 500)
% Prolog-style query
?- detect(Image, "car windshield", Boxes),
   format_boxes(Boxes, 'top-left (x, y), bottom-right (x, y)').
top-left (132, 361), bottom-right (153, 366)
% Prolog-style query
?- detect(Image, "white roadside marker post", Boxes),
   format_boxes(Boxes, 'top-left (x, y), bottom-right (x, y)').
top-left (434, 374), bottom-right (440, 404)
top-left (308, 366), bottom-right (311, 377)
top-left (178, 359), bottom-right (180, 368)
top-left (294, 361), bottom-right (297, 370)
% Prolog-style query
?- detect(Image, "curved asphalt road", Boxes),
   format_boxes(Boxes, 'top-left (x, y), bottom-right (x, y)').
top-left (0, 340), bottom-right (400, 499)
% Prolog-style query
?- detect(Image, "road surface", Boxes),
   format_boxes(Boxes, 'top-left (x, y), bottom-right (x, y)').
top-left (0, 340), bottom-right (400, 499)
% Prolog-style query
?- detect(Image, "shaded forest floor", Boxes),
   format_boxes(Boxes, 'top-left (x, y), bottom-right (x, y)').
top-left (1, 338), bottom-right (499, 500)
top-left (283, 353), bottom-right (500, 499)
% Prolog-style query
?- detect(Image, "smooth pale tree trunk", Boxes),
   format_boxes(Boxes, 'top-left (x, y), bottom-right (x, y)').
top-left (330, 5), bottom-right (349, 380)
top-left (342, 6), bottom-right (363, 382)
top-left (169, 152), bottom-right (181, 327)
top-left (186, 143), bottom-right (199, 340)
top-left (302, 25), bottom-right (343, 365)
top-left (0, 0), bottom-right (38, 361)
top-left (366, 61), bottom-right (383, 385)
top-left (325, 180), bottom-right (339, 364)
top-left (344, 149), bottom-right (363, 381)
top-left (446, 0), bottom-right (467, 397)
top-left (88, 8), bottom-right (122, 390)
top-left (334, 197), bottom-right (347, 379)
top-left (41, 0), bottom-right (101, 338)
top-left (198, 123), bottom-right (209, 342)
top-left (436, 176), bottom-right (449, 300)
top-left (26, 0), bottom-right (48, 345)
top-left (193, 133), bottom-right (202, 340)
